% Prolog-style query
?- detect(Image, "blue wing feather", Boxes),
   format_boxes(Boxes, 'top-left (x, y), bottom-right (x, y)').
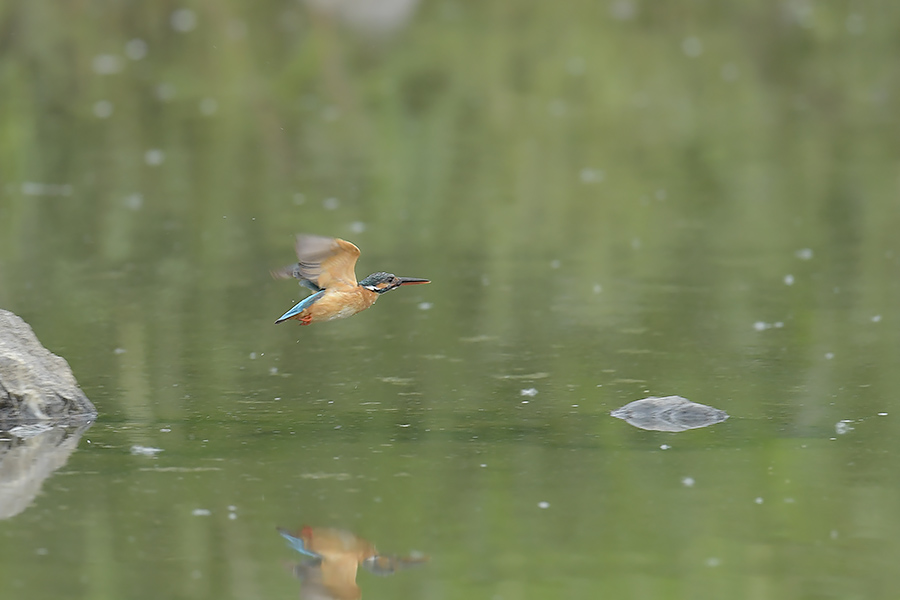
top-left (277, 528), bottom-right (322, 559)
top-left (275, 290), bottom-right (325, 323)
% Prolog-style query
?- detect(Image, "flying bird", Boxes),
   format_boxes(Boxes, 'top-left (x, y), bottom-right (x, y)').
top-left (273, 235), bottom-right (429, 326)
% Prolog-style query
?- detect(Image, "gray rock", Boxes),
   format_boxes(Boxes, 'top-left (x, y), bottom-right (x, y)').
top-left (0, 309), bottom-right (97, 426)
top-left (611, 395), bottom-right (728, 432)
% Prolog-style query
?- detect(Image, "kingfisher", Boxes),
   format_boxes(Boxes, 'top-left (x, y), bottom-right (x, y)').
top-left (273, 234), bottom-right (430, 326)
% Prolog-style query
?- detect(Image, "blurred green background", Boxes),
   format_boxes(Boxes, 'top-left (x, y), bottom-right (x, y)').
top-left (1, 0), bottom-right (900, 598)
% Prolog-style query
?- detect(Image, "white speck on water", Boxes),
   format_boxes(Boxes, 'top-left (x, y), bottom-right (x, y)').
top-left (144, 149), bottom-right (165, 166)
top-left (130, 445), bottom-right (163, 456)
top-left (323, 197), bottom-right (340, 210)
top-left (871, 315), bottom-right (882, 323)
top-left (774, 321), bottom-right (784, 328)
top-left (199, 97), bottom-right (218, 116)
top-left (192, 509), bottom-right (211, 516)
top-left (398, 424), bottom-right (411, 428)
top-left (521, 400), bottom-right (529, 404)
top-left (610, 0), bottom-right (637, 20)
top-left (269, 367), bottom-right (279, 375)
top-left (418, 302), bottom-right (433, 311)
top-left (580, 168), bottom-right (605, 183)
top-left (92, 54), bottom-right (122, 75)
top-left (548, 99), bottom-right (567, 117)
top-left (706, 557), bottom-right (721, 567)
top-left (565, 56), bottom-right (586, 75)
top-left (592, 283), bottom-right (603, 294)
top-left (795, 248), bottom-right (814, 260)
top-left (846, 13), bottom-right (865, 34)
top-left (878, 412), bottom-right (888, 416)
top-left (566, 56), bottom-right (587, 76)
top-left (480, 463), bottom-right (487, 468)
top-left (520, 388), bottom-right (538, 397)
top-left (835, 420), bottom-right (854, 435)
top-left (784, 274), bottom-right (795, 285)
top-left (550, 259), bottom-right (561, 269)
top-left (124, 193), bottom-right (143, 210)
top-left (249, 352), bottom-right (257, 359)
top-left (93, 100), bottom-right (114, 118)
top-left (682, 477), bottom-right (695, 487)
top-left (160, 428), bottom-right (171, 433)
top-left (682, 36), bottom-right (703, 57)
top-left (349, 221), bottom-right (366, 233)
top-left (755, 497), bottom-right (764, 504)
top-left (125, 38), bottom-right (148, 60)
top-left (114, 347), bottom-right (127, 355)
top-left (228, 512), bottom-right (237, 520)
top-left (322, 105), bottom-right (341, 121)
top-left (825, 352), bottom-right (834, 360)
top-left (334, 425), bottom-right (342, 430)
top-left (293, 193), bottom-right (306, 205)
top-left (721, 62), bottom-right (739, 82)
top-left (753, 321), bottom-right (769, 331)
top-left (155, 83), bottom-right (176, 101)
top-left (21, 182), bottom-right (73, 196)
top-left (572, 404), bottom-right (579, 408)
top-left (538, 501), bottom-right (550, 509)
top-left (660, 444), bottom-right (671, 450)
top-left (227, 19), bottom-right (247, 40)
top-left (171, 8), bottom-right (198, 32)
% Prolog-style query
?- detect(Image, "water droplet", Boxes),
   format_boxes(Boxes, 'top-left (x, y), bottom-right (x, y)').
top-left (199, 97), bottom-right (218, 116)
top-left (171, 9), bottom-right (198, 32)
top-left (835, 420), bottom-right (854, 435)
top-left (682, 477), bottom-right (695, 487)
top-left (125, 38), bottom-right (148, 60)
top-left (144, 149), bottom-right (165, 166)
top-left (682, 37), bottom-right (703, 57)
top-left (93, 100), bottom-right (114, 119)
top-left (580, 168), bottom-right (605, 183)
top-left (155, 83), bottom-right (176, 101)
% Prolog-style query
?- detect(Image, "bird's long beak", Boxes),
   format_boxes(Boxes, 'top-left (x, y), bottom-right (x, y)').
top-left (398, 277), bottom-right (430, 285)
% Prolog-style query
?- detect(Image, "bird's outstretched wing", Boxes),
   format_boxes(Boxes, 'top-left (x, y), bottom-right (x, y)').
top-left (272, 235), bottom-right (361, 290)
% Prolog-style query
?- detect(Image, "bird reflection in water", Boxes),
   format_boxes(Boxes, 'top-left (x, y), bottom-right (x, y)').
top-left (278, 525), bottom-right (428, 600)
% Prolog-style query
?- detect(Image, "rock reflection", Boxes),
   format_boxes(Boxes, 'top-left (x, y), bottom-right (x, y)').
top-left (278, 525), bottom-right (428, 599)
top-left (0, 422), bottom-right (91, 519)
top-left (611, 395), bottom-right (729, 432)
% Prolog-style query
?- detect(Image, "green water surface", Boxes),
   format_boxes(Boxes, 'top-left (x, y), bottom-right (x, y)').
top-left (2, 1), bottom-right (900, 599)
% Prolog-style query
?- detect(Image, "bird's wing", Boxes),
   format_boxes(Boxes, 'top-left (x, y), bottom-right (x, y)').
top-left (274, 290), bottom-right (325, 323)
top-left (293, 235), bottom-right (360, 289)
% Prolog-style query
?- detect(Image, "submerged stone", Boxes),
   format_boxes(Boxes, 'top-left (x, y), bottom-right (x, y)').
top-left (611, 395), bottom-right (728, 432)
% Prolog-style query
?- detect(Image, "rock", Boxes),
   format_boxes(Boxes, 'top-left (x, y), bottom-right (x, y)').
top-left (611, 395), bottom-right (728, 432)
top-left (0, 309), bottom-right (97, 427)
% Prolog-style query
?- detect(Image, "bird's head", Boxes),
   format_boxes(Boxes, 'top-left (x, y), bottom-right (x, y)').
top-left (360, 272), bottom-right (430, 294)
